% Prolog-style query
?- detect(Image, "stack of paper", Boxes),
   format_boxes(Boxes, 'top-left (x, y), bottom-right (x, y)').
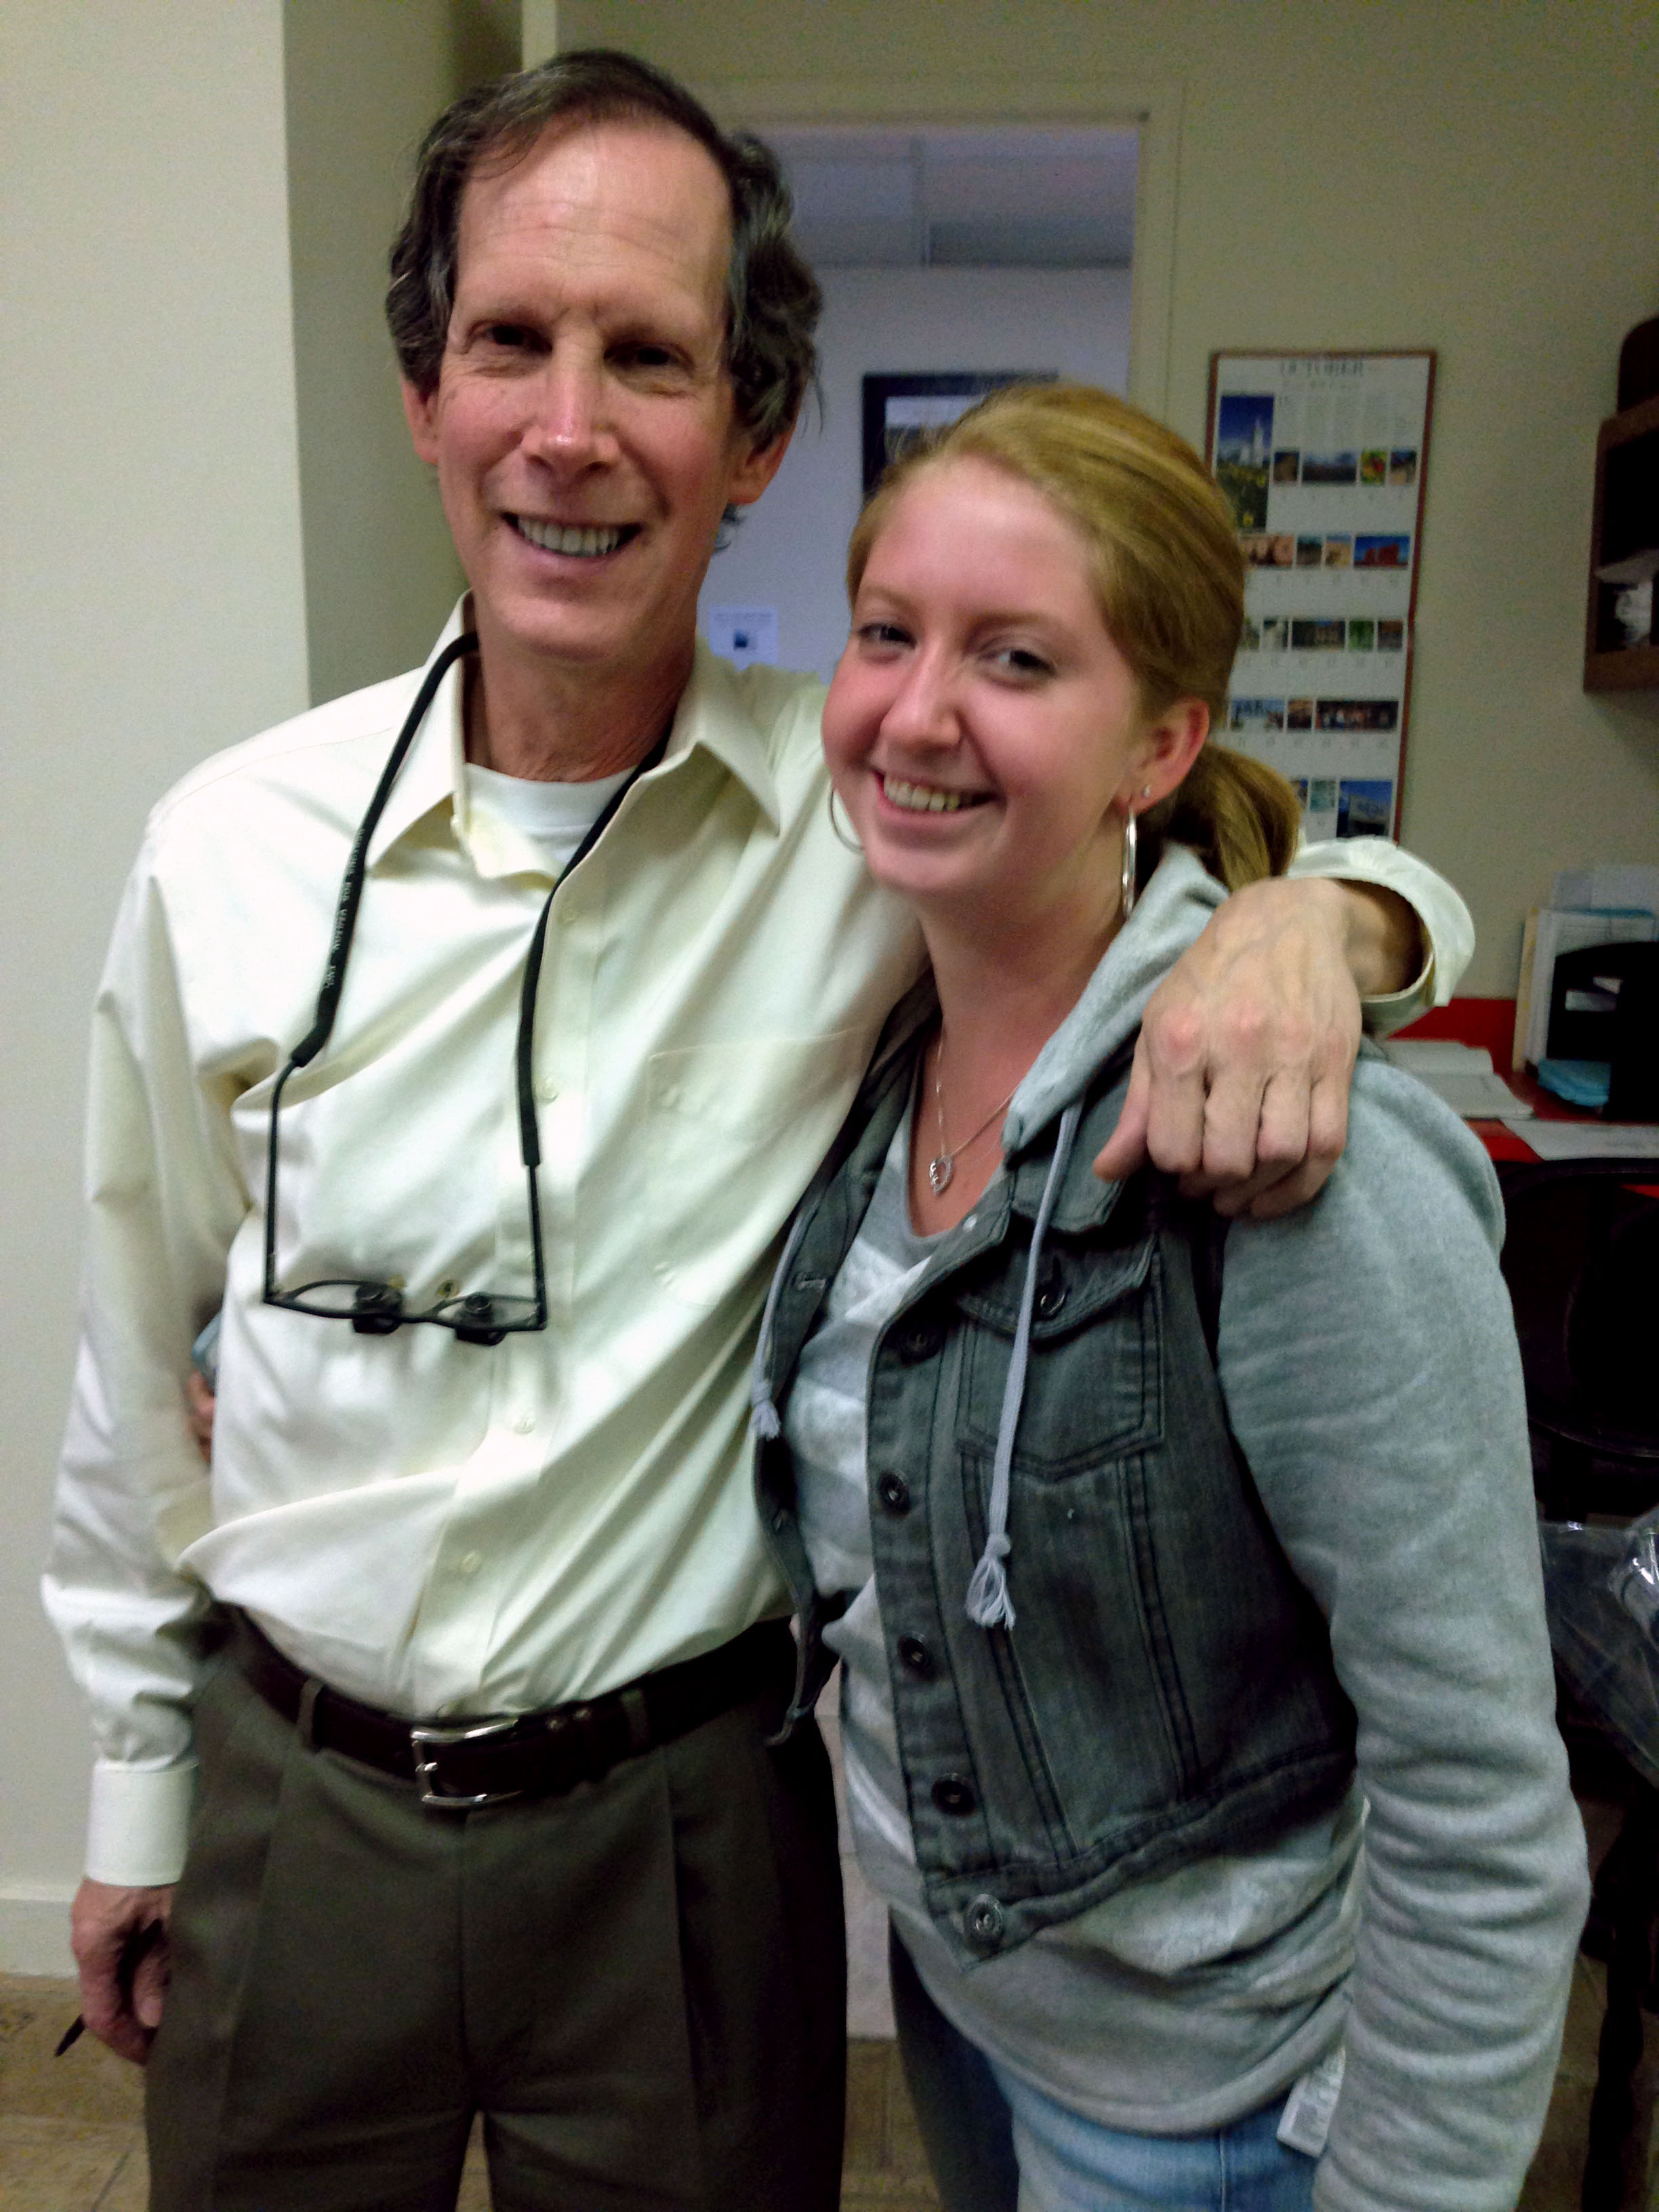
top-left (1382, 1040), bottom-right (1532, 1120)
top-left (1502, 1121), bottom-right (1659, 1162)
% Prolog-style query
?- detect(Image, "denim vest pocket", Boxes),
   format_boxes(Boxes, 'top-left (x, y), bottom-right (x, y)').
top-left (951, 1431), bottom-right (1202, 1836)
top-left (956, 1234), bottom-right (1160, 1475)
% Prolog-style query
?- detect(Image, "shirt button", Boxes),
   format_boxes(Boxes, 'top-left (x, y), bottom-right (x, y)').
top-left (964, 1895), bottom-right (1006, 1952)
top-left (511, 1412), bottom-right (535, 1435)
top-left (535, 1076), bottom-right (559, 1102)
top-left (897, 1635), bottom-right (933, 1679)
top-left (876, 1473), bottom-right (911, 1516)
top-left (932, 1774), bottom-right (977, 1817)
top-left (457, 1550), bottom-right (484, 1578)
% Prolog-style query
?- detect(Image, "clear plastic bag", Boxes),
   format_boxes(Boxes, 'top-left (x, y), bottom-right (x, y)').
top-left (1538, 1515), bottom-right (1659, 1787)
top-left (1608, 1505), bottom-right (1659, 1642)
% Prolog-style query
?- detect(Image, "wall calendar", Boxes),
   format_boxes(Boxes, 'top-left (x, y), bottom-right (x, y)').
top-left (1206, 351), bottom-right (1435, 842)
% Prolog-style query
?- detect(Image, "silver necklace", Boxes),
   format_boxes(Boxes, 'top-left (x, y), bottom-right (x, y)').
top-left (928, 1034), bottom-right (1019, 1196)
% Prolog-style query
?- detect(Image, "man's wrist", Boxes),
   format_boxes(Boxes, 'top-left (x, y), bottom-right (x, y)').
top-left (1336, 879), bottom-right (1425, 1000)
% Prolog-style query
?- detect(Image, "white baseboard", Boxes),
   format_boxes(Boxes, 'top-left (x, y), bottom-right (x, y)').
top-left (0, 1885), bottom-right (76, 1975)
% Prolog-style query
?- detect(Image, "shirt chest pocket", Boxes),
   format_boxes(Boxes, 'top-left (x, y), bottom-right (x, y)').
top-left (954, 1233), bottom-right (1162, 1476)
top-left (645, 1033), bottom-right (866, 1309)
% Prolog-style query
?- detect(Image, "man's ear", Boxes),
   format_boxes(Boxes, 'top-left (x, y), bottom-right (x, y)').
top-left (724, 419), bottom-right (795, 510)
top-left (401, 379), bottom-right (441, 466)
top-left (1127, 698), bottom-right (1210, 808)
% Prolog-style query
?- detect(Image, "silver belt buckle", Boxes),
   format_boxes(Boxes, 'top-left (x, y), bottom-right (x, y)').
top-left (409, 1715), bottom-right (525, 1809)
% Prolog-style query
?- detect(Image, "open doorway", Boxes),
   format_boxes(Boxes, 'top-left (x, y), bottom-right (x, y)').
top-left (699, 123), bottom-right (1139, 683)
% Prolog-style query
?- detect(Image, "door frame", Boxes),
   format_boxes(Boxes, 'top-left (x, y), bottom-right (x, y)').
top-left (696, 73), bottom-right (1184, 419)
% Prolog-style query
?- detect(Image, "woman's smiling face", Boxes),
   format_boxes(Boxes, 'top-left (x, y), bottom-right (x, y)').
top-left (823, 457), bottom-right (1166, 933)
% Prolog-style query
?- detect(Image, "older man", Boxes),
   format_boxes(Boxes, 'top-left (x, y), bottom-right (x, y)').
top-left (46, 50), bottom-right (1465, 2212)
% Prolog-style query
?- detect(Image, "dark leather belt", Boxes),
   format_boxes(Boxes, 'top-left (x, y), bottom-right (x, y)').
top-left (232, 1612), bottom-right (794, 1811)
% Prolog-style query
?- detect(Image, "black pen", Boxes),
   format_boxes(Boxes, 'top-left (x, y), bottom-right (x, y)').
top-left (55, 1917), bottom-right (165, 2056)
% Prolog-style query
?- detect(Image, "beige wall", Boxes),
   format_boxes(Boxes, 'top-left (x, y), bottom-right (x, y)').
top-left (285, 3), bottom-right (463, 705)
top-left (558, 0), bottom-right (1659, 994)
top-left (284, 0), bottom-right (520, 704)
top-left (1, 0), bottom-right (309, 1966)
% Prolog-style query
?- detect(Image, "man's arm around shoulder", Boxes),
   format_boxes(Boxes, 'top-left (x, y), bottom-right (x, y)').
top-left (1094, 838), bottom-right (1471, 1218)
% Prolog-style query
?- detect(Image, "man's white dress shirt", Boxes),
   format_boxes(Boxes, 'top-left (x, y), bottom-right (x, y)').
top-left (44, 609), bottom-right (1472, 1887)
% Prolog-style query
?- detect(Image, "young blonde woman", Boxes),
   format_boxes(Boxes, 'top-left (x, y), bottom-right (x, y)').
top-left (750, 387), bottom-right (1586, 2212)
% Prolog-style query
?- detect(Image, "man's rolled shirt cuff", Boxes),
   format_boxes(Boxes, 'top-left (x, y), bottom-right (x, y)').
top-left (1361, 951), bottom-right (1437, 1033)
top-left (85, 1759), bottom-right (198, 1887)
top-left (1290, 834), bottom-right (1474, 1038)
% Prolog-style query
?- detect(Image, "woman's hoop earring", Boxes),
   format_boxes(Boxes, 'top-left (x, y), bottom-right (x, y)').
top-left (1119, 807), bottom-right (1139, 922)
top-left (827, 785), bottom-right (865, 855)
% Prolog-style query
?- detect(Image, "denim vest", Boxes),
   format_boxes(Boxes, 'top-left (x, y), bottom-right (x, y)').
top-left (753, 998), bottom-right (1356, 1968)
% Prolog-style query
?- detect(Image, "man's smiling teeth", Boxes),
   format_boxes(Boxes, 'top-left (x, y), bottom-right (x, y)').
top-left (515, 517), bottom-right (630, 556)
top-left (882, 775), bottom-right (983, 814)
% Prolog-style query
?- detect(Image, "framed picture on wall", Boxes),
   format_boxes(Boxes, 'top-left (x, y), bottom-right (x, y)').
top-left (1206, 350), bottom-right (1435, 842)
top-left (861, 371), bottom-right (1057, 495)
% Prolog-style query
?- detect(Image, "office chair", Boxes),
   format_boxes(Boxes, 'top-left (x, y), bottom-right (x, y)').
top-left (1498, 1155), bottom-right (1659, 2210)
top-left (1500, 1157), bottom-right (1659, 1519)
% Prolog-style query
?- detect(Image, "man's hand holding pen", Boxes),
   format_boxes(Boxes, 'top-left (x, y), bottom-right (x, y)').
top-left (66, 1883), bottom-right (172, 2064)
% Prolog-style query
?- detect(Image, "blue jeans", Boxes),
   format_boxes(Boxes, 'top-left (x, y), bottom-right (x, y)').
top-left (889, 1929), bottom-right (1317, 2212)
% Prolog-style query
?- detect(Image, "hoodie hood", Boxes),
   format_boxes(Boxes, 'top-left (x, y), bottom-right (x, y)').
top-left (1002, 844), bottom-right (1227, 1155)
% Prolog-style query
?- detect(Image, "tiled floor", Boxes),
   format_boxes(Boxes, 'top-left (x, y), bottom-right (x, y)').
top-left (2, 1962), bottom-right (1654, 2211)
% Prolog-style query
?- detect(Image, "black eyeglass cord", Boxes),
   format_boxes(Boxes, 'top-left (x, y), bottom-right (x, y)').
top-left (262, 632), bottom-right (668, 1343)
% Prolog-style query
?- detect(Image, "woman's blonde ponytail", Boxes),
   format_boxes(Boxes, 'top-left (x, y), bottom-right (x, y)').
top-left (1143, 744), bottom-right (1302, 893)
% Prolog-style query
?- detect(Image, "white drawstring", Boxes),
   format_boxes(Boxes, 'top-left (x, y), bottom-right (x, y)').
top-left (965, 1102), bottom-right (1082, 1632)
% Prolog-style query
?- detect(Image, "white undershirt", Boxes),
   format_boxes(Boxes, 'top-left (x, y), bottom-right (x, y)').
top-left (465, 760), bottom-right (633, 876)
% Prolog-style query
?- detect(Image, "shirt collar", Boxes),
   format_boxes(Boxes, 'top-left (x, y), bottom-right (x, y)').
top-left (663, 641), bottom-right (782, 833)
top-left (365, 611), bottom-right (784, 878)
top-left (365, 601), bottom-right (475, 872)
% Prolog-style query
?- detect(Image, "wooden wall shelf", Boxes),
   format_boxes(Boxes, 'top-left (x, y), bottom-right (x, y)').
top-left (1585, 642), bottom-right (1659, 693)
top-left (1584, 390), bottom-right (1659, 693)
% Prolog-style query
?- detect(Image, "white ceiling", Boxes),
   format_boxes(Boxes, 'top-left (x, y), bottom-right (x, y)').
top-left (760, 124), bottom-right (1139, 270)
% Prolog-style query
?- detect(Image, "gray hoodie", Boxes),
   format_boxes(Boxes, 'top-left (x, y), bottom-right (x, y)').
top-left (769, 845), bottom-right (1589, 2212)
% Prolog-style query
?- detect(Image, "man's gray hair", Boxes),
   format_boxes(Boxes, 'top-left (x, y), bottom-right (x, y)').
top-left (386, 48), bottom-right (821, 450)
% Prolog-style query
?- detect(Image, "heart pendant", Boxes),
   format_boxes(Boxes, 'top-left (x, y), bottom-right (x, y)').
top-left (928, 1155), bottom-right (954, 1195)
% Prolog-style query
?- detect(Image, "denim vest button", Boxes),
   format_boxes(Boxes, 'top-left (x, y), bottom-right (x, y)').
top-left (932, 1774), bottom-right (977, 1816)
top-left (893, 1319), bottom-right (944, 1363)
top-left (964, 1895), bottom-right (1006, 1952)
top-left (897, 1635), bottom-right (933, 1678)
top-left (1036, 1261), bottom-right (1067, 1317)
top-left (876, 1472), bottom-right (911, 1515)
